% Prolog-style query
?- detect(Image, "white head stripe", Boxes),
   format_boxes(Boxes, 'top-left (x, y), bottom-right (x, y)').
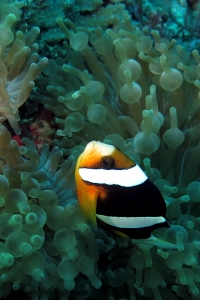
top-left (96, 214), bottom-right (166, 228)
top-left (79, 165), bottom-right (147, 187)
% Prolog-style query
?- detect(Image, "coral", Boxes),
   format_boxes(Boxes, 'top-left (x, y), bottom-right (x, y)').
top-left (19, 0), bottom-right (200, 60)
top-left (29, 110), bottom-right (56, 150)
top-left (19, 0), bottom-right (130, 58)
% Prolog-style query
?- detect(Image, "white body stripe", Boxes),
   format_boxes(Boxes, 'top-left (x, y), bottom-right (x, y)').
top-left (79, 165), bottom-right (147, 187)
top-left (96, 214), bottom-right (166, 228)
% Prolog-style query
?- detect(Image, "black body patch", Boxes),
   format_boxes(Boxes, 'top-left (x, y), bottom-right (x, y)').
top-left (96, 179), bottom-right (167, 218)
top-left (96, 179), bottom-right (168, 238)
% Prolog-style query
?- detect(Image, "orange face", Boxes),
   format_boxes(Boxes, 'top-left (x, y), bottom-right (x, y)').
top-left (78, 141), bottom-right (135, 170)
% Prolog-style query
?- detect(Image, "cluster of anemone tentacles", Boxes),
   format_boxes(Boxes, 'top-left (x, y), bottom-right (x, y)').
top-left (1, 1), bottom-right (200, 300)
top-left (31, 15), bottom-right (200, 299)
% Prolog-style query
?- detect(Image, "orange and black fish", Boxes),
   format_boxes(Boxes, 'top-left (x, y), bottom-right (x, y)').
top-left (75, 141), bottom-right (169, 239)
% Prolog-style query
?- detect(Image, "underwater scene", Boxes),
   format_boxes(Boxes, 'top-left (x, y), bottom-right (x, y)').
top-left (1, 0), bottom-right (200, 299)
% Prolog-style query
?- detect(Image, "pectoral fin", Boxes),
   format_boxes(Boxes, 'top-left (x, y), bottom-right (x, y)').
top-left (78, 191), bottom-right (97, 225)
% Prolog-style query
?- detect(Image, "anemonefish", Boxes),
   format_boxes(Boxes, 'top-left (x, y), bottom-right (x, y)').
top-left (75, 141), bottom-right (169, 239)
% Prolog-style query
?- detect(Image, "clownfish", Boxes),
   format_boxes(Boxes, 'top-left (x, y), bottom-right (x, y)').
top-left (75, 141), bottom-right (169, 239)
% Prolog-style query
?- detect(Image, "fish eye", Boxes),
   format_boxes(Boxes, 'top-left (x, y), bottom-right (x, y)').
top-left (101, 157), bottom-right (114, 169)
